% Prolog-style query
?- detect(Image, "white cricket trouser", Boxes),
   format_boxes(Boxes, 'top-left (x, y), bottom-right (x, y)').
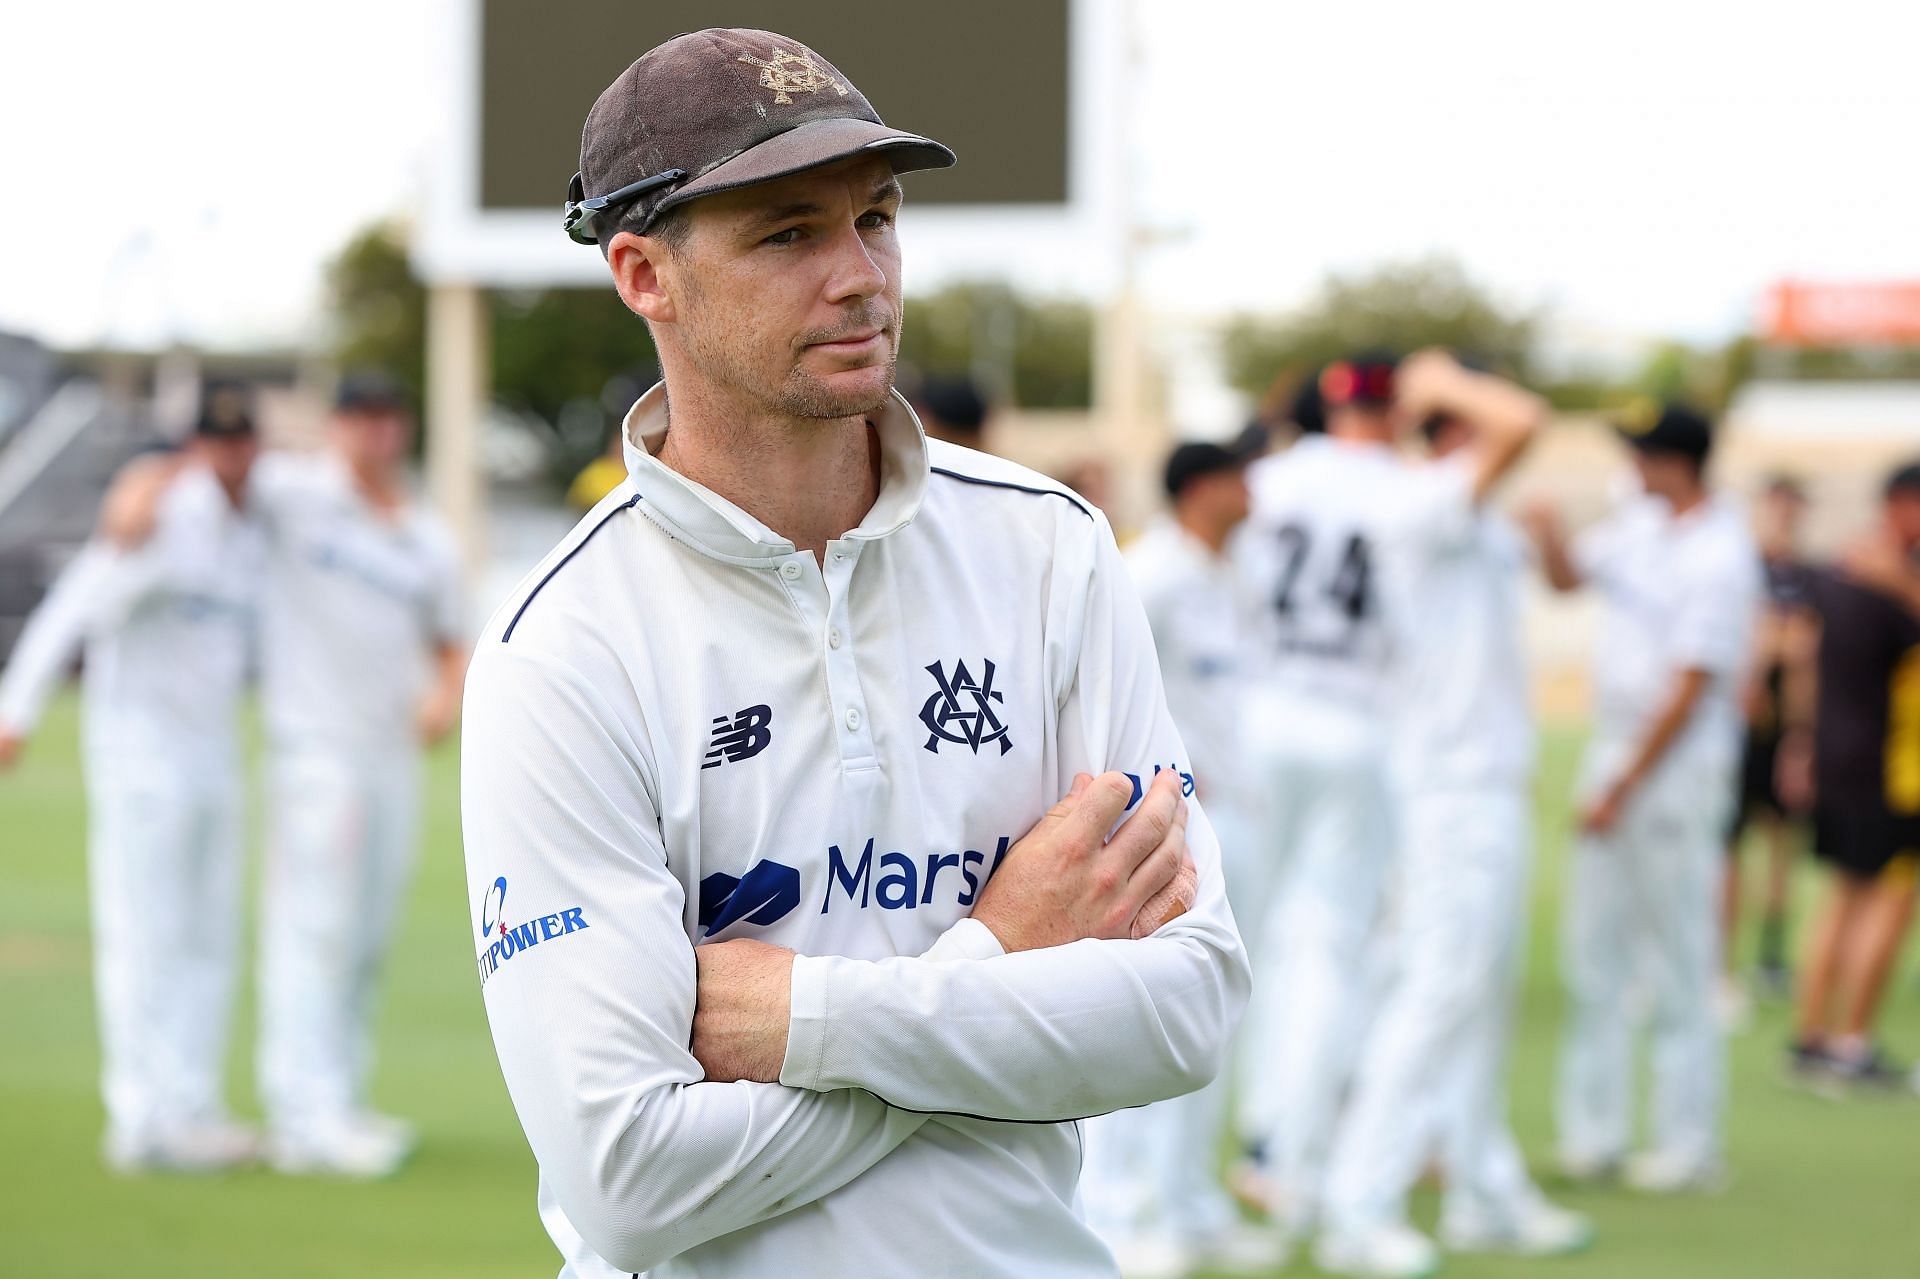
top-left (1082, 799), bottom-right (1259, 1245)
top-left (85, 739), bottom-right (244, 1143)
top-left (1322, 785), bottom-right (1538, 1232)
top-left (1238, 701), bottom-right (1394, 1218)
top-left (1556, 746), bottom-right (1731, 1167)
top-left (258, 741), bottom-right (421, 1134)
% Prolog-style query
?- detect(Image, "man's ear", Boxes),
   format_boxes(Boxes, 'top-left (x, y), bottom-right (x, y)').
top-left (608, 231), bottom-right (676, 324)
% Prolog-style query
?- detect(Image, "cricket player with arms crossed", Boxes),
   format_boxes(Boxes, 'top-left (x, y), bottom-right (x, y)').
top-left (461, 29), bottom-right (1248, 1279)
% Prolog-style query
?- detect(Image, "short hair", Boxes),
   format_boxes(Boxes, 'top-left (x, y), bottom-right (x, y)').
top-left (598, 201), bottom-right (693, 261)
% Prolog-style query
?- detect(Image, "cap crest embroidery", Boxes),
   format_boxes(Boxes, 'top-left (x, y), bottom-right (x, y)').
top-left (736, 47), bottom-right (850, 105)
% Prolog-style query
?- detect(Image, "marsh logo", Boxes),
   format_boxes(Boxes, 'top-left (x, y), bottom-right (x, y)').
top-left (475, 876), bottom-right (589, 987)
top-left (698, 860), bottom-right (802, 937)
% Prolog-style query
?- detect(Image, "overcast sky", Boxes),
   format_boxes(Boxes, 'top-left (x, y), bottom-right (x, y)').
top-left (4, 0), bottom-right (1917, 354)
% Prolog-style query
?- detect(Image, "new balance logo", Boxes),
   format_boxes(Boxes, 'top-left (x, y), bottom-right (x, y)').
top-left (703, 704), bottom-right (773, 769)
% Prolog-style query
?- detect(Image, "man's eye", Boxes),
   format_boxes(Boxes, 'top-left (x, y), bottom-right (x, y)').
top-left (858, 211), bottom-right (894, 230)
top-left (765, 227), bottom-right (802, 245)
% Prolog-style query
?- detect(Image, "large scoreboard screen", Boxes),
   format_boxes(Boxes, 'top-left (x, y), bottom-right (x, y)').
top-left (478, 0), bottom-right (1071, 212)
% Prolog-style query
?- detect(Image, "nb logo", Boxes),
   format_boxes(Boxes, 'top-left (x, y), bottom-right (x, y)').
top-left (703, 704), bottom-right (773, 769)
top-left (699, 860), bottom-right (802, 936)
top-left (920, 659), bottom-right (1013, 756)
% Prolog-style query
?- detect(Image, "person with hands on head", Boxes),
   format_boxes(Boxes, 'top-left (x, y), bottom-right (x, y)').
top-left (0, 394), bottom-right (265, 1174)
top-left (1315, 356), bottom-right (1592, 1278)
top-left (100, 372), bottom-right (469, 1178)
top-left (1524, 400), bottom-right (1761, 1193)
top-left (460, 28), bottom-right (1246, 1279)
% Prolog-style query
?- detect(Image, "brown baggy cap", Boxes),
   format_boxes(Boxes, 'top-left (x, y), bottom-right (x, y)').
top-left (566, 27), bottom-right (957, 244)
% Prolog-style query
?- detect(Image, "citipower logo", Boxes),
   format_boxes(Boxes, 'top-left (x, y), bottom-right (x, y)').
top-left (476, 876), bottom-right (590, 987)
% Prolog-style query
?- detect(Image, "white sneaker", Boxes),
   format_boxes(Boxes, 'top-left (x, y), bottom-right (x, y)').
top-left (1443, 1199), bottom-right (1593, 1257)
top-left (104, 1119), bottom-right (259, 1174)
top-left (1187, 1222), bottom-right (1292, 1274)
top-left (268, 1115), bottom-right (414, 1179)
top-left (1623, 1149), bottom-right (1726, 1194)
top-left (1107, 1233), bottom-right (1193, 1279)
top-left (1314, 1222), bottom-right (1442, 1279)
top-left (1554, 1150), bottom-right (1621, 1184)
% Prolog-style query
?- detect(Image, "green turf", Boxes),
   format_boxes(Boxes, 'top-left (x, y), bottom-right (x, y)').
top-left (2, 695), bottom-right (1916, 1277)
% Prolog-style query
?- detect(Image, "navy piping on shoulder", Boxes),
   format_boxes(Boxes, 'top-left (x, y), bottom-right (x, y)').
top-left (930, 466), bottom-right (1093, 519)
top-left (501, 493), bottom-right (642, 643)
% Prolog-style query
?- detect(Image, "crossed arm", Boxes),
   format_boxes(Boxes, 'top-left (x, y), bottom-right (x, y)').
top-left (462, 529), bottom-right (1248, 1271)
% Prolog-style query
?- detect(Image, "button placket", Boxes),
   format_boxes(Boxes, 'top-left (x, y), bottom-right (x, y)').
top-left (821, 542), bottom-right (873, 766)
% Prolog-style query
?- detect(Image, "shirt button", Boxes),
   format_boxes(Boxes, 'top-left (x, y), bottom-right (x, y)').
top-left (845, 708), bottom-right (862, 731)
top-left (780, 562), bottom-right (802, 580)
top-left (828, 628), bottom-right (842, 649)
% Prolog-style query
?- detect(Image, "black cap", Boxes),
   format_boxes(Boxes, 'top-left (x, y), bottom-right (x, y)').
top-left (1319, 353), bottom-right (1398, 408)
top-left (1615, 399), bottom-right (1713, 463)
top-left (335, 371), bottom-right (411, 416)
top-left (194, 400), bottom-right (255, 440)
top-left (1164, 441), bottom-right (1248, 500)
top-left (917, 376), bottom-right (989, 437)
top-left (1886, 460), bottom-right (1920, 498)
top-left (570, 28), bottom-right (956, 244)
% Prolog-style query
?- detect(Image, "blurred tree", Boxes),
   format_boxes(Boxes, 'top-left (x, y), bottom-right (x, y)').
top-left (1220, 257), bottom-right (1537, 404)
top-left (327, 222), bottom-right (426, 408)
top-left (900, 281), bottom-right (1092, 409)
top-left (328, 221), bottom-right (658, 486)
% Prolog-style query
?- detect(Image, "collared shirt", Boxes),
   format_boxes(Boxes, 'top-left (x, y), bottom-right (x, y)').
top-left (460, 385), bottom-right (1247, 1279)
top-left (0, 465), bottom-right (261, 759)
top-left (1125, 516), bottom-right (1256, 805)
top-left (251, 454), bottom-right (465, 751)
top-left (1573, 493), bottom-right (1762, 772)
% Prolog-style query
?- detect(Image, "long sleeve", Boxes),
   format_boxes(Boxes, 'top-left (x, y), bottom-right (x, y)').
top-left (460, 644), bottom-right (930, 1276)
top-left (777, 513), bottom-right (1252, 1121)
top-left (0, 545), bottom-right (158, 733)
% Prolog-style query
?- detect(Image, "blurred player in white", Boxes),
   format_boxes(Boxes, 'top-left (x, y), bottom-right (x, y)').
top-left (1315, 358), bottom-right (1590, 1277)
top-left (1083, 439), bottom-right (1276, 1277)
top-left (0, 399), bottom-right (264, 1172)
top-left (1229, 353), bottom-right (1413, 1233)
top-left (1527, 402), bottom-right (1761, 1192)
top-left (105, 374), bottom-right (469, 1176)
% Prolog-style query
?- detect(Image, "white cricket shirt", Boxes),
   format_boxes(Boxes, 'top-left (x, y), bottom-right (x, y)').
top-left (1124, 516), bottom-right (1256, 806)
top-left (461, 386), bottom-right (1249, 1279)
top-left (0, 465), bottom-right (261, 758)
top-left (1238, 435), bottom-right (1485, 736)
top-left (1383, 461), bottom-right (1536, 789)
top-left (1573, 493), bottom-right (1761, 772)
top-left (250, 454), bottom-right (464, 751)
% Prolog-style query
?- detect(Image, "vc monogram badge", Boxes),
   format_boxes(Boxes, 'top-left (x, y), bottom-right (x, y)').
top-left (921, 659), bottom-right (1013, 757)
top-left (736, 47), bottom-right (850, 105)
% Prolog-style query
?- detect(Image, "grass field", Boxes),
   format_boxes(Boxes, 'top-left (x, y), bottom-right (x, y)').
top-left (2, 694), bottom-right (1916, 1278)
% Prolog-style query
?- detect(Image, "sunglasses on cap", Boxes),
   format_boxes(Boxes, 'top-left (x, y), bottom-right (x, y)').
top-left (562, 169), bottom-right (688, 245)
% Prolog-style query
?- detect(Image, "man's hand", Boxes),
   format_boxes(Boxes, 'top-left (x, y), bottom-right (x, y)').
top-left (96, 452), bottom-right (191, 549)
top-left (1392, 348), bottom-right (1467, 424)
top-left (1580, 780), bottom-right (1631, 835)
top-left (690, 938), bottom-right (795, 1084)
top-left (0, 728), bottom-right (21, 771)
top-left (972, 769), bottom-right (1191, 953)
top-left (415, 687), bottom-right (460, 745)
